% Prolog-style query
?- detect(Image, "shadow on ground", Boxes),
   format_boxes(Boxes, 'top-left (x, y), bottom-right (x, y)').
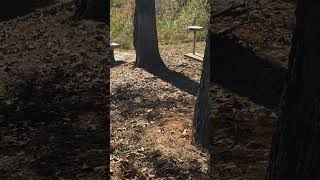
top-left (210, 33), bottom-right (287, 109)
top-left (118, 149), bottom-right (204, 179)
top-left (112, 82), bottom-right (192, 121)
top-left (146, 150), bottom-right (204, 179)
top-left (0, 0), bottom-right (55, 22)
top-left (110, 55), bottom-right (207, 178)
top-left (146, 67), bottom-right (199, 97)
top-left (0, 62), bottom-right (108, 178)
top-left (110, 60), bottom-right (127, 68)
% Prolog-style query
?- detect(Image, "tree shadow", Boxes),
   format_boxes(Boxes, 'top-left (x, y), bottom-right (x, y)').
top-left (117, 149), bottom-right (205, 179)
top-left (111, 82), bottom-right (192, 121)
top-left (210, 33), bottom-right (287, 109)
top-left (146, 150), bottom-right (205, 179)
top-left (145, 67), bottom-right (200, 97)
top-left (0, 0), bottom-right (54, 22)
top-left (0, 61), bottom-right (108, 178)
top-left (110, 60), bottom-right (127, 68)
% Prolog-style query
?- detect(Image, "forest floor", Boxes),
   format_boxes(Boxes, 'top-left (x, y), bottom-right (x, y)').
top-left (110, 1), bottom-right (296, 179)
top-left (0, 1), bottom-right (107, 179)
top-left (209, 0), bottom-right (295, 179)
top-left (0, 0), bottom-right (297, 179)
top-left (110, 42), bottom-right (209, 179)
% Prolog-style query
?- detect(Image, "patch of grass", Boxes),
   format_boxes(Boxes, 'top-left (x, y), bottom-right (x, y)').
top-left (111, 0), bottom-right (209, 49)
top-left (110, 0), bottom-right (134, 49)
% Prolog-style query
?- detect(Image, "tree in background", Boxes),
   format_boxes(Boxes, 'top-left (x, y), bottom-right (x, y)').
top-left (266, 1), bottom-right (320, 179)
top-left (133, 0), bottom-right (166, 71)
top-left (111, 0), bottom-right (208, 49)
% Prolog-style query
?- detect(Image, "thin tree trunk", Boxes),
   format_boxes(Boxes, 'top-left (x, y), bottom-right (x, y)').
top-left (266, 1), bottom-right (320, 180)
top-left (133, 0), bottom-right (165, 71)
top-left (192, 32), bottom-right (211, 149)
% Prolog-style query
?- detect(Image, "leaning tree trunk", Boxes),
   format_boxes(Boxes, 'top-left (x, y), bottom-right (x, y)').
top-left (73, 0), bottom-right (107, 23)
top-left (133, 0), bottom-right (165, 71)
top-left (266, 1), bottom-right (320, 180)
top-left (192, 32), bottom-right (211, 149)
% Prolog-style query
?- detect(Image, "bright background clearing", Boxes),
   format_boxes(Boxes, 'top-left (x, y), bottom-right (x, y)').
top-left (111, 0), bottom-right (209, 49)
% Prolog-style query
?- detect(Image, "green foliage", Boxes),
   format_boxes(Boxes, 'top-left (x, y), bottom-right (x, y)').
top-left (110, 0), bottom-right (134, 49)
top-left (111, 0), bottom-right (209, 49)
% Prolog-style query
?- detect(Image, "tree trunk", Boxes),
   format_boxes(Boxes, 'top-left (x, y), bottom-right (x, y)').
top-left (266, 1), bottom-right (320, 180)
top-left (133, 0), bottom-right (165, 71)
top-left (73, 0), bottom-right (107, 23)
top-left (192, 32), bottom-right (211, 149)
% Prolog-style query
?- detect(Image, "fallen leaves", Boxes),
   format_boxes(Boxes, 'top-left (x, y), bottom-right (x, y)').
top-left (111, 42), bottom-right (208, 178)
top-left (0, 1), bottom-right (107, 179)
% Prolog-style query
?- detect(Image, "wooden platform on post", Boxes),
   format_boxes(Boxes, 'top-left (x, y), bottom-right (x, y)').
top-left (184, 53), bottom-right (204, 62)
top-left (110, 43), bottom-right (120, 62)
top-left (185, 25), bottom-right (204, 62)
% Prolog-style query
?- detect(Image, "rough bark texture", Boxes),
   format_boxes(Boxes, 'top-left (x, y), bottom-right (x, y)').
top-left (110, 48), bottom-right (115, 63)
top-left (192, 32), bottom-right (211, 150)
top-left (133, 0), bottom-right (165, 71)
top-left (73, 0), bottom-right (107, 23)
top-left (266, 1), bottom-right (320, 180)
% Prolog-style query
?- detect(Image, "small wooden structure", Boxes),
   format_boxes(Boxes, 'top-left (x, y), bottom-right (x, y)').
top-left (184, 26), bottom-right (204, 62)
top-left (110, 43), bottom-right (120, 62)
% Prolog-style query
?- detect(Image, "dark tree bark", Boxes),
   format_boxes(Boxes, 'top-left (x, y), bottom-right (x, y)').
top-left (0, 0), bottom-right (52, 21)
top-left (266, 1), bottom-right (320, 180)
top-left (73, 0), bottom-right (107, 23)
top-left (133, 0), bottom-right (165, 71)
top-left (192, 32), bottom-right (211, 149)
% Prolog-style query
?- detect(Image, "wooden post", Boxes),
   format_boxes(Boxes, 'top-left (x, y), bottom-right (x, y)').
top-left (193, 31), bottom-right (196, 54)
top-left (110, 43), bottom-right (120, 63)
top-left (184, 26), bottom-right (204, 62)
